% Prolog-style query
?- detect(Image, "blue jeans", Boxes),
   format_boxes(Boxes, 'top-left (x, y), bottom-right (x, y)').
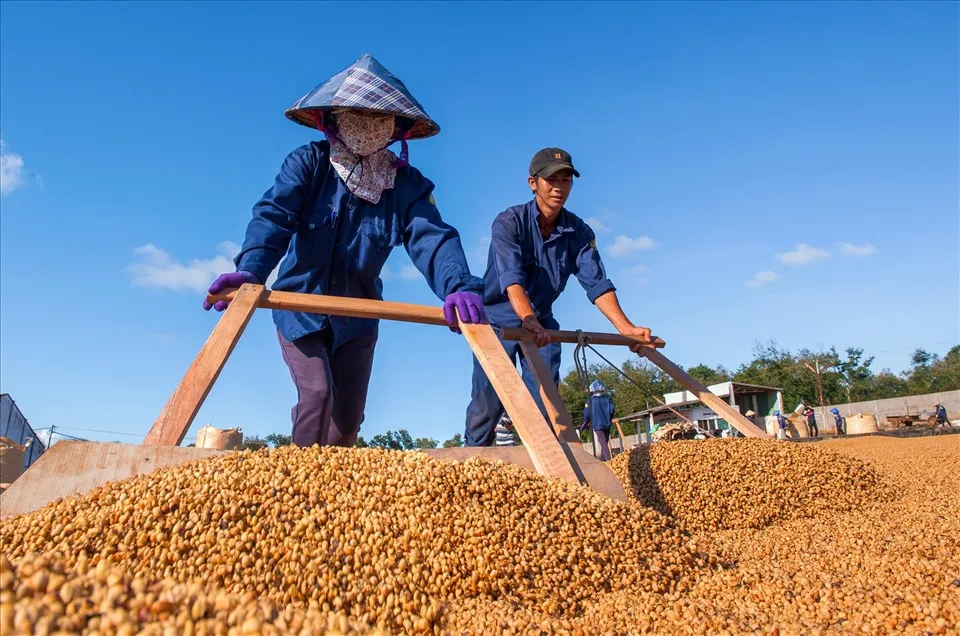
top-left (464, 328), bottom-right (562, 447)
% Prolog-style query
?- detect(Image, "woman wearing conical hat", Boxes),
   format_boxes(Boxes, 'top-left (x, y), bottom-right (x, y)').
top-left (203, 54), bottom-right (487, 448)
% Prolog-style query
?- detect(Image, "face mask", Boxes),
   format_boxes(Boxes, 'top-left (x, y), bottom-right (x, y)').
top-left (334, 111), bottom-right (396, 156)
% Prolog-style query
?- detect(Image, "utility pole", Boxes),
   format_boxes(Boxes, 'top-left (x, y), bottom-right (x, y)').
top-left (803, 360), bottom-right (827, 408)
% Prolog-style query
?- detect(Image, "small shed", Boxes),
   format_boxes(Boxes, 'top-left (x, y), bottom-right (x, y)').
top-left (619, 381), bottom-right (784, 436)
top-left (0, 393), bottom-right (46, 472)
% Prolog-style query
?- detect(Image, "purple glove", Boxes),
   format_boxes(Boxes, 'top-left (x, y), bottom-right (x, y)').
top-left (442, 291), bottom-right (487, 333)
top-left (202, 271), bottom-right (260, 311)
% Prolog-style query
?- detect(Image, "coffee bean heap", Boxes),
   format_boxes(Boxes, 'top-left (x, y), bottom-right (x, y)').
top-left (610, 437), bottom-right (896, 531)
top-left (1, 446), bottom-right (704, 633)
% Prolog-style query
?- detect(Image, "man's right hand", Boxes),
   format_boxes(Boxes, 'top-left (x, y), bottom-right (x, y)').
top-left (203, 271), bottom-right (260, 311)
top-left (521, 316), bottom-right (551, 348)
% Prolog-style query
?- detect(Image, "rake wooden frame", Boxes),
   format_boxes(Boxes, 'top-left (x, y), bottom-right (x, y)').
top-left (143, 284), bottom-right (768, 487)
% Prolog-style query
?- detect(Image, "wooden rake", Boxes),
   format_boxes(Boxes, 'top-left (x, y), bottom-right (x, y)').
top-left (146, 284), bottom-right (768, 496)
top-left (0, 284), bottom-right (769, 519)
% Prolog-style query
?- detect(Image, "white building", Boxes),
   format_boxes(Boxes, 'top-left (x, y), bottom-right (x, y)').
top-left (620, 381), bottom-right (785, 436)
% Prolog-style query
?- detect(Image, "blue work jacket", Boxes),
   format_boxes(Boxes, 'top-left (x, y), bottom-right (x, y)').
top-left (777, 414), bottom-right (789, 430)
top-left (233, 141), bottom-right (483, 348)
top-left (583, 394), bottom-right (615, 431)
top-left (482, 200), bottom-right (616, 328)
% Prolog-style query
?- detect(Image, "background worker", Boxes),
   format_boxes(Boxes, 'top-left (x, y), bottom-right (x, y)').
top-left (805, 407), bottom-right (819, 438)
top-left (831, 407), bottom-right (845, 435)
top-left (495, 414), bottom-right (516, 446)
top-left (581, 380), bottom-right (615, 461)
top-left (774, 410), bottom-right (789, 440)
top-left (935, 403), bottom-right (950, 428)
top-left (464, 148), bottom-right (653, 446)
top-left (204, 54), bottom-right (486, 448)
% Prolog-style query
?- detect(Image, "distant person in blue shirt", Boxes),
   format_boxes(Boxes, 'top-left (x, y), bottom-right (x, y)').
top-left (203, 54), bottom-right (486, 448)
top-left (934, 403), bottom-right (950, 428)
top-left (581, 381), bottom-right (616, 461)
top-left (774, 410), bottom-right (789, 440)
top-left (464, 148), bottom-right (652, 446)
top-left (831, 408), bottom-right (845, 435)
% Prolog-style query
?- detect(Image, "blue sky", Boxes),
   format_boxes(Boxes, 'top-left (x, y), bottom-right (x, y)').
top-left (1, 2), bottom-right (957, 446)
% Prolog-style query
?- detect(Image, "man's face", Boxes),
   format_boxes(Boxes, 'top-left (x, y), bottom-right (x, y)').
top-left (529, 169), bottom-right (574, 209)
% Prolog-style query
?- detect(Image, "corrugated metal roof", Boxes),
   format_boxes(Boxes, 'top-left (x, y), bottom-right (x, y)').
top-left (0, 393), bottom-right (46, 470)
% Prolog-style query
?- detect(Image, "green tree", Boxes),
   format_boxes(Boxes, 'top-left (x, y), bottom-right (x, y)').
top-left (355, 436), bottom-right (369, 448)
top-left (927, 345), bottom-right (960, 392)
top-left (686, 364), bottom-right (732, 386)
top-left (732, 341), bottom-right (843, 409)
top-left (243, 436), bottom-right (269, 451)
top-left (442, 433), bottom-right (464, 448)
top-left (836, 347), bottom-right (875, 403)
top-left (414, 437), bottom-right (439, 449)
top-left (366, 429), bottom-right (438, 450)
top-left (265, 433), bottom-right (292, 447)
top-left (868, 369), bottom-right (909, 400)
top-left (905, 345), bottom-right (960, 394)
top-left (906, 348), bottom-right (937, 394)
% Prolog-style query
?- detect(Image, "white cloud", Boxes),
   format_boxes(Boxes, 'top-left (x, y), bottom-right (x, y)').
top-left (621, 264), bottom-right (650, 285)
top-left (381, 263), bottom-right (421, 281)
top-left (466, 235), bottom-right (491, 274)
top-left (129, 242), bottom-right (238, 292)
top-left (839, 242), bottom-right (877, 257)
top-left (1, 138), bottom-right (25, 196)
top-left (777, 243), bottom-right (829, 266)
top-left (585, 217), bottom-right (610, 233)
top-left (608, 234), bottom-right (657, 258)
top-left (745, 270), bottom-right (780, 288)
top-left (128, 241), bottom-right (280, 292)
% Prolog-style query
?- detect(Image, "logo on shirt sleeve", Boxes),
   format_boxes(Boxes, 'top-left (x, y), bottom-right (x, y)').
top-left (589, 238), bottom-right (597, 249)
top-left (429, 194), bottom-right (437, 206)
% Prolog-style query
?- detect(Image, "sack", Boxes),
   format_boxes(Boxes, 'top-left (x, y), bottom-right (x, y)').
top-left (195, 425), bottom-right (243, 450)
top-left (0, 436), bottom-right (27, 484)
top-left (845, 413), bottom-right (879, 435)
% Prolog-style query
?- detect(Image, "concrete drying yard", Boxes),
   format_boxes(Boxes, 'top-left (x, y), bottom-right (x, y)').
top-left (1, 433), bottom-right (957, 634)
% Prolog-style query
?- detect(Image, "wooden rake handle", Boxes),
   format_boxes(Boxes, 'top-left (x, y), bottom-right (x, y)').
top-left (500, 328), bottom-right (666, 348)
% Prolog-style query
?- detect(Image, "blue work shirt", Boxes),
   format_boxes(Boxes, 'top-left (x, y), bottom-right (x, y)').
top-left (777, 414), bottom-right (789, 430)
top-left (233, 141), bottom-right (483, 348)
top-left (583, 394), bottom-right (615, 431)
top-left (483, 199), bottom-right (616, 327)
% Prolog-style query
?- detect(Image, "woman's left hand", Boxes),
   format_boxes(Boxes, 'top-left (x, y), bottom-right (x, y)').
top-left (443, 292), bottom-right (487, 333)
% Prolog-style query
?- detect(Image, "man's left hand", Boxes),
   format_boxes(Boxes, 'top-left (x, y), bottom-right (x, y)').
top-left (619, 325), bottom-right (652, 353)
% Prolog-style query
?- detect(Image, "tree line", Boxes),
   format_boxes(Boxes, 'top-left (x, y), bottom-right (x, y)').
top-left (559, 342), bottom-right (959, 435)
top-left (242, 342), bottom-right (958, 448)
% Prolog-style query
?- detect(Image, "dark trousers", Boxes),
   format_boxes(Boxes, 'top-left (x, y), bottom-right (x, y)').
top-left (808, 420), bottom-right (818, 437)
top-left (594, 428), bottom-right (612, 461)
top-left (464, 333), bottom-right (561, 447)
top-left (277, 328), bottom-right (377, 447)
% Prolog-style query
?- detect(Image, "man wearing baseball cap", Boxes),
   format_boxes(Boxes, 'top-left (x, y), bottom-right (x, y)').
top-left (462, 147), bottom-right (653, 446)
